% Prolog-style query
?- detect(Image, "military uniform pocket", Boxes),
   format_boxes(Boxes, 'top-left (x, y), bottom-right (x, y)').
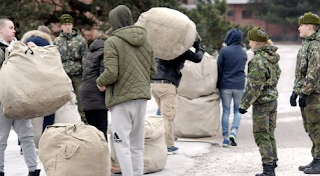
top-left (252, 104), bottom-right (271, 133)
top-left (305, 104), bottom-right (320, 124)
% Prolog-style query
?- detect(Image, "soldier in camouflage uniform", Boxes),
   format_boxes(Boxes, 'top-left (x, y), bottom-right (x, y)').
top-left (53, 14), bottom-right (88, 112)
top-left (239, 27), bottom-right (281, 176)
top-left (290, 12), bottom-right (320, 174)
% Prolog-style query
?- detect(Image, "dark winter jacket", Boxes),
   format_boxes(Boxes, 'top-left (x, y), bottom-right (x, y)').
top-left (153, 47), bottom-right (204, 87)
top-left (80, 35), bottom-right (108, 111)
top-left (217, 28), bottom-right (247, 89)
top-left (0, 42), bottom-right (7, 67)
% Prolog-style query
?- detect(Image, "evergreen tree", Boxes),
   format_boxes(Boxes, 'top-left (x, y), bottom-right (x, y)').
top-left (250, 0), bottom-right (320, 40)
top-left (0, 0), bottom-right (249, 52)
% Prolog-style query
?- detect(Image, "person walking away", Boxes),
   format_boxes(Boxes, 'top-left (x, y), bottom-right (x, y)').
top-left (96, 5), bottom-right (156, 176)
top-left (53, 14), bottom-right (88, 116)
top-left (79, 33), bottom-right (109, 140)
top-left (290, 12), bottom-right (320, 174)
top-left (239, 27), bottom-right (281, 176)
top-left (0, 17), bottom-right (41, 176)
top-left (217, 28), bottom-right (247, 147)
top-left (151, 37), bottom-right (204, 154)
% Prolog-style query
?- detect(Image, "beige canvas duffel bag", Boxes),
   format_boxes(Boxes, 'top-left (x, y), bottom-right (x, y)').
top-left (32, 92), bottom-right (81, 148)
top-left (178, 48), bottom-right (219, 100)
top-left (0, 41), bottom-right (72, 119)
top-left (39, 122), bottom-right (110, 176)
top-left (110, 116), bottom-right (167, 174)
top-left (174, 93), bottom-right (220, 138)
top-left (135, 7), bottom-right (197, 60)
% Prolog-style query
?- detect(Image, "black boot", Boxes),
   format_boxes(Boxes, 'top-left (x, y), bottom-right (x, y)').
top-left (299, 158), bottom-right (315, 171)
top-left (304, 159), bottom-right (320, 174)
top-left (255, 164), bottom-right (275, 176)
top-left (28, 169), bottom-right (40, 176)
top-left (273, 163), bottom-right (278, 168)
top-left (0, 172), bottom-right (4, 176)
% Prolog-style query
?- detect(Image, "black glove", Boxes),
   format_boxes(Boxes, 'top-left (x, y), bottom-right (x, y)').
top-left (193, 39), bottom-right (200, 48)
top-left (299, 94), bottom-right (307, 108)
top-left (290, 92), bottom-right (298, 107)
top-left (239, 108), bottom-right (247, 114)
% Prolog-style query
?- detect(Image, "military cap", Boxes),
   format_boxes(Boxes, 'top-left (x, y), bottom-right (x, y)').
top-left (248, 27), bottom-right (269, 42)
top-left (298, 12), bottom-right (320, 25)
top-left (60, 14), bottom-right (74, 24)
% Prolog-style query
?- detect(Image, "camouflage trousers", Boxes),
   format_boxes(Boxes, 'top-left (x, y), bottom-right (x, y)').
top-left (69, 75), bottom-right (82, 113)
top-left (252, 100), bottom-right (278, 165)
top-left (301, 93), bottom-right (320, 159)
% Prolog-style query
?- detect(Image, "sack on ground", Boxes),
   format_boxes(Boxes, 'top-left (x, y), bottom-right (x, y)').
top-left (178, 48), bottom-right (218, 99)
top-left (174, 94), bottom-right (220, 138)
top-left (110, 116), bottom-right (167, 174)
top-left (135, 7), bottom-right (197, 60)
top-left (32, 92), bottom-right (81, 148)
top-left (0, 41), bottom-right (72, 120)
top-left (39, 122), bottom-right (110, 176)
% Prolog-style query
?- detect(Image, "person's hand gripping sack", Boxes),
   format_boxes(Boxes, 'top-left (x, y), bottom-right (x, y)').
top-left (193, 33), bottom-right (204, 52)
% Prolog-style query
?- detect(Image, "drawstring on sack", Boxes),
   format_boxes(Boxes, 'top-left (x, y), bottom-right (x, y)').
top-left (25, 47), bottom-right (34, 55)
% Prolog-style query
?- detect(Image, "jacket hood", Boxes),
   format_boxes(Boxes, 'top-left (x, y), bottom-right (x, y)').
top-left (109, 5), bottom-right (133, 30)
top-left (224, 28), bottom-right (242, 46)
top-left (21, 30), bottom-right (52, 46)
top-left (112, 26), bottom-right (147, 47)
top-left (254, 45), bottom-right (280, 64)
top-left (89, 38), bottom-right (106, 52)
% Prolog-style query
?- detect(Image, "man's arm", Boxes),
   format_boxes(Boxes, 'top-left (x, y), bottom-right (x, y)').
top-left (0, 49), bottom-right (4, 68)
top-left (150, 51), bottom-right (156, 79)
top-left (96, 39), bottom-right (119, 86)
top-left (217, 49), bottom-right (224, 88)
top-left (301, 44), bottom-right (320, 95)
top-left (80, 39), bottom-right (88, 68)
top-left (186, 40), bottom-right (205, 63)
top-left (239, 57), bottom-right (266, 110)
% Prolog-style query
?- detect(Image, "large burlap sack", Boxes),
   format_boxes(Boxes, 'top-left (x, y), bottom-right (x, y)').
top-left (174, 94), bottom-right (220, 138)
top-left (0, 41), bottom-right (72, 120)
top-left (178, 48), bottom-right (218, 100)
top-left (135, 7), bottom-right (197, 60)
top-left (39, 122), bottom-right (110, 176)
top-left (110, 116), bottom-right (167, 174)
top-left (32, 92), bottom-right (81, 148)
top-left (144, 116), bottom-right (167, 173)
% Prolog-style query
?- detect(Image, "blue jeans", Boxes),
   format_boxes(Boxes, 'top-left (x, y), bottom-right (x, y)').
top-left (220, 89), bottom-right (244, 139)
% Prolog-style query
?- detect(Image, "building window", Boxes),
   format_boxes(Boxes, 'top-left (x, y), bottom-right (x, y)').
top-left (227, 10), bottom-right (234, 17)
top-left (242, 10), bottom-right (253, 19)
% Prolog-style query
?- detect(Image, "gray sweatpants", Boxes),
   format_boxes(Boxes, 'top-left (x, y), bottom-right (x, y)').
top-left (0, 105), bottom-right (37, 172)
top-left (111, 99), bottom-right (147, 176)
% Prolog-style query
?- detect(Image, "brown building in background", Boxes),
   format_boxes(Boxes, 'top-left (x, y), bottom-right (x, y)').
top-left (226, 0), bottom-right (297, 40)
top-left (183, 0), bottom-right (298, 41)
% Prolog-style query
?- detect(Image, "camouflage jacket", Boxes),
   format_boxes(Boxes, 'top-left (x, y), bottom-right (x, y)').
top-left (294, 32), bottom-right (320, 95)
top-left (53, 29), bottom-right (88, 76)
top-left (240, 45), bottom-right (281, 110)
